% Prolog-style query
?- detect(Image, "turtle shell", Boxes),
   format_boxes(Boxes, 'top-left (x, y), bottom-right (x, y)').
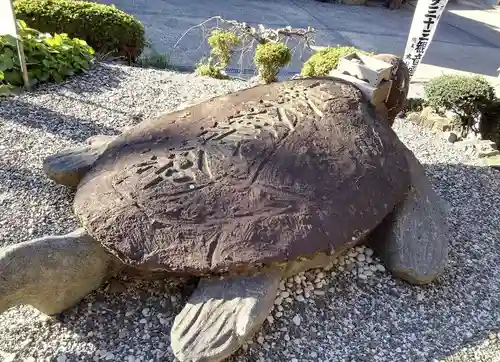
top-left (73, 78), bottom-right (410, 276)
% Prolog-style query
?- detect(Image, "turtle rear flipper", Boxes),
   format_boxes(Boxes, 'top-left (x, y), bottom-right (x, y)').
top-left (0, 228), bottom-right (119, 315)
top-left (171, 271), bottom-right (281, 362)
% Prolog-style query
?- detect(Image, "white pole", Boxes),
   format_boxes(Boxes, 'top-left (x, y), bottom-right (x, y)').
top-left (403, 0), bottom-right (449, 79)
top-left (0, 0), bottom-right (30, 89)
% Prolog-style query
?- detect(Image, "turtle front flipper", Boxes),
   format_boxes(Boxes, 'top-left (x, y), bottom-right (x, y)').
top-left (171, 271), bottom-right (281, 362)
top-left (0, 228), bottom-right (120, 315)
top-left (43, 135), bottom-right (115, 188)
top-left (368, 148), bottom-right (450, 285)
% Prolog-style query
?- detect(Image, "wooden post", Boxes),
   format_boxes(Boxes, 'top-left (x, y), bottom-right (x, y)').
top-left (14, 37), bottom-right (30, 90)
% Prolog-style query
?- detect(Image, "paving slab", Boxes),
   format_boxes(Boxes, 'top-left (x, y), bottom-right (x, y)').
top-left (445, 4), bottom-right (500, 48)
top-left (101, 0), bottom-right (325, 28)
top-left (98, 0), bottom-right (500, 77)
top-left (295, 0), bottom-right (486, 45)
top-left (340, 31), bottom-right (500, 75)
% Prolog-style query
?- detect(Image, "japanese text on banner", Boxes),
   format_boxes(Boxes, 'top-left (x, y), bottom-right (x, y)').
top-left (403, 0), bottom-right (448, 77)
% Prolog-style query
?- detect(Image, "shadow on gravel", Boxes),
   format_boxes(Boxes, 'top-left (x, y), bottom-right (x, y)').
top-left (0, 163), bottom-right (77, 252)
top-left (54, 92), bottom-right (138, 118)
top-left (37, 63), bottom-right (130, 96)
top-left (0, 162), bottom-right (74, 200)
top-left (0, 98), bottom-right (119, 142)
top-left (409, 162), bottom-right (500, 361)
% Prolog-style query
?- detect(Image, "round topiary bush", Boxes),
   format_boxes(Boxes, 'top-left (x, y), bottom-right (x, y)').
top-left (254, 41), bottom-right (292, 84)
top-left (195, 29), bottom-right (240, 79)
top-left (1, 20), bottom-right (95, 95)
top-left (14, 0), bottom-right (145, 60)
top-left (207, 30), bottom-right (241, 69)
top-left (424, 74), bottom-right (496, 136)
top-left (300, 46), bottom-right (368, 77)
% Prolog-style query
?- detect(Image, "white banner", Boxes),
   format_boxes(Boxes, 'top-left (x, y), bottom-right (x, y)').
top-left (0, 0), bottom-right (30, 89)
top-left (0, 0), bottom-right (18, 37)
top-left (403, 0), bottom-right (449, 78)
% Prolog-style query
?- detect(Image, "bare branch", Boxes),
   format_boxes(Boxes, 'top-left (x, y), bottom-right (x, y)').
top-left (172, 16), bottom-right (317, 79)
top-left (173, 16), bottom-right (316, 51)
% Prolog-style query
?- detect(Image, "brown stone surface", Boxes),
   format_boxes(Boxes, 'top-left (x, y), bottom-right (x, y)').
top-left (73, 78), bottom-right (411, 275)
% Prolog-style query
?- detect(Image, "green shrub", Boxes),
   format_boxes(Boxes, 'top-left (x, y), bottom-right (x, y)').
top-left (14, 0), bottom-right (145, 60)
top-left (195, 30), bottom-right (240, 80)
top-left (300, 46), bottom-right (368, 77)
top-left (207, 30), bottom-right (240, 69)
top-left (254, 41), bottom-right (291, 84)
top-left (195, 62), bottom-right (228, 79)
top-left (424, 74), bottom-right (496, 135)
top-left (0, 20), bottom-right (95, 94)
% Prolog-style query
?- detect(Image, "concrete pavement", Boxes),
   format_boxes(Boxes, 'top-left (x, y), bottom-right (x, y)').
top-left (99, 0), bottom-right (500, 85)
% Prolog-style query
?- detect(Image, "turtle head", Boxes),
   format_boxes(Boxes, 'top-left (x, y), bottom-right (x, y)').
top-left (329, 52), bottom-right (410, 128)
top-left (372, 53), bottom-right (410, 127)
top-left (43, 134), bottom-right (115, 188)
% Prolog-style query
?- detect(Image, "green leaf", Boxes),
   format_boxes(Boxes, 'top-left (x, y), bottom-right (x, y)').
top-left (2, 48), bottom-right (15, 59)
top-left (12, 0), bottom-right (145, 59)
top-left (3, 70), bottom-right (23, 86)
top-left (0, 55), bottom-right (14, 71)
top-left (0, 84), bottom-right (15, 96)
top-left (51, 70), bottom-right (64, 83)
top-left (38, 71), bottom-right (50, 82)
top-left (27, 76), bottom-right (38, 87)
top-left (78, 59), bottom-right (90, 70)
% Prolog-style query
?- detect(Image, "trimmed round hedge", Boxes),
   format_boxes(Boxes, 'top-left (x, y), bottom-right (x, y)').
top-left (254, 42), bottom-right (292, 84)
top-left (424, 74), bottom-right (496, 134)
top-left (14, 0), bottom-right (145, 60)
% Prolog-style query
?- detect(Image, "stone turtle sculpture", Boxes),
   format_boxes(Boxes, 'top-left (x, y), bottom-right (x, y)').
top-left (373, 53), bottom-right (410, 123)
top-left (0, 75), bottom-right (449, 362)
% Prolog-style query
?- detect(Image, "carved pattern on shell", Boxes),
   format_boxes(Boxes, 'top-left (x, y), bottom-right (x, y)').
top-left (112, 82), bottom-right (336, 197)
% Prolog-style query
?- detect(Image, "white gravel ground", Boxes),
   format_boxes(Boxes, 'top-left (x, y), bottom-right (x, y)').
top-left (1, 63), bottom-right (500, 362)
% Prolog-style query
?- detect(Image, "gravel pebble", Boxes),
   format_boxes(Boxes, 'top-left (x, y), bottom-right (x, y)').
top-left (1, 63), bottom-right (500, 362)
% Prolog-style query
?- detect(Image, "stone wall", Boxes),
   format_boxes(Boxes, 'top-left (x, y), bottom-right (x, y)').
top-left (406, 106), bottom-right (500, 168)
